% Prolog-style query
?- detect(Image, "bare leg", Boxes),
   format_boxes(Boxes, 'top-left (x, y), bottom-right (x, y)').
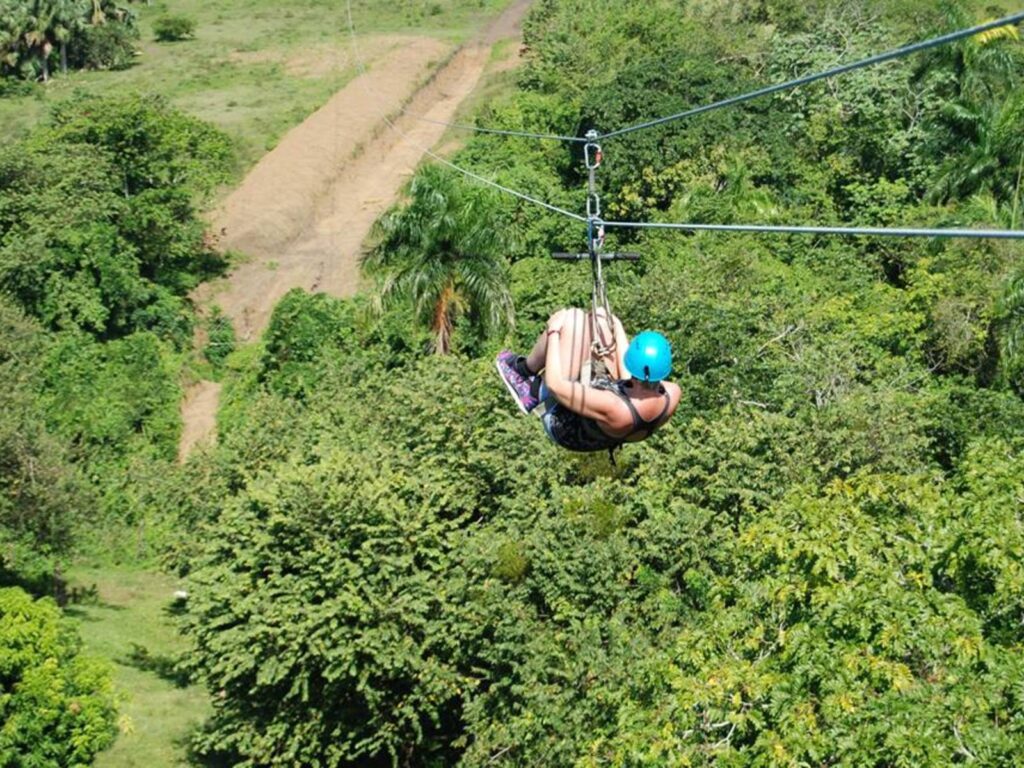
top-left (525, 308), bottom-right (593, 378)
top-left (524, 308), bottom-right (558, 374)
top-left (557, 308), bottom-right (592, 382)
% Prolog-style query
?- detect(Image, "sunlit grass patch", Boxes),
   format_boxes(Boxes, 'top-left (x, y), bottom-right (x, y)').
top-left (65, 566), bottom-right (209, 768)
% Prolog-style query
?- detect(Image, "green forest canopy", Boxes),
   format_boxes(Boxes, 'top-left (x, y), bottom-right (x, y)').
top-left (2, 0), bottom-right (1024, 765)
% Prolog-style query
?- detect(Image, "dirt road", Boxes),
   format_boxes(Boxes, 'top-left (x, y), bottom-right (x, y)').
top-left (205, 0), bottom-right (532, 341)
top-left (180, 1), bottom-right (532, 460)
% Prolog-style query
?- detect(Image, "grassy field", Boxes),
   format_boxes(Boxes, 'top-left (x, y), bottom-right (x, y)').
top-left (0, 0), bottom-right (511, 173)
top-left (64, 567), bottom-right (209, 767)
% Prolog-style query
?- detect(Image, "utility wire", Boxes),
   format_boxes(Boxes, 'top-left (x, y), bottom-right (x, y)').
top-left (343, 0), bottom-right (585, 222)
top-left (603, 220), bottom-right (1024, 239)
top-left (395, 113), bottom-right (585, 144)
top-left (602, 11), bottom-right (1024, 140)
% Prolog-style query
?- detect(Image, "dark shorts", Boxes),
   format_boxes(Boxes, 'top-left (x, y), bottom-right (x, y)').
top-left (538, 382), bottom-right (620, 452)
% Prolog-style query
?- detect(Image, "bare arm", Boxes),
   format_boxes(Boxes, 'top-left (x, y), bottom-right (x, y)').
top-left (662, 381), bottom-right (683, 420)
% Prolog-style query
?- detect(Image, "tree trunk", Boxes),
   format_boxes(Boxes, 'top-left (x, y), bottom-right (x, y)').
top-left (60, 41), bottom-right (67, 75)
top-left (432, 284), bottom-right (455, 355)
top-left (40, 42), bottom-right (52, 82)
top-left (53, 562), bottom-right (67, 607)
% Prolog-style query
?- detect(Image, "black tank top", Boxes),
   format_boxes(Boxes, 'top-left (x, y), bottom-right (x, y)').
top-left (592, 378), bottom-right (672, 442)
top-left (543, 378), bottom-right (669, 453)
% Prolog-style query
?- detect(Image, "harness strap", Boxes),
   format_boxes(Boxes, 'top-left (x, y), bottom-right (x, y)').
top-left (617, 383), bottom-right (672, 437)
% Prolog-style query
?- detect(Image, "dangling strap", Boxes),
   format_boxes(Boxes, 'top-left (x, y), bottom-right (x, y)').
top-left (607, 445), bottom-right (619, 466)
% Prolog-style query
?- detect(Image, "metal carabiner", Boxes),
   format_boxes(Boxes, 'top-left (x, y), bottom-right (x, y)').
top-left (586, 194), bottom-right (601, 220)
top-left (584, 128), bottom-right (602, 170)
top-left (592, 218), bottom-right (606, 252)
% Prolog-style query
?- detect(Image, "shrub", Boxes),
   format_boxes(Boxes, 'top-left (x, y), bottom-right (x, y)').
top-left (204, 307), bottom-right (236, 370)
top-left (0, 587), bottom-right (117, 764)
top-left (153, 15), bottom-right (197, 42)
top-left (67, 22), bottom-right (139, 71)
top-left (0, 78), bottom-right (34, 98)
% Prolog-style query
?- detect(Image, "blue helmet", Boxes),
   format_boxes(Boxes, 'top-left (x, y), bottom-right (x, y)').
top-left (624, 331), bottom-right (672, 383)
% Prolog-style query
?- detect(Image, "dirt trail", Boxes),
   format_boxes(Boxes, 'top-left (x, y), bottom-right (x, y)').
top-left (178, 380), bottom-right (222, 461)
top-left (180, 1), bottom-right (532, 461)
top-left (202, 34), bottom-right (450, 327)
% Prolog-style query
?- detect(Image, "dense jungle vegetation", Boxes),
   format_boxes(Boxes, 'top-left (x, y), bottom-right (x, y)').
top-left (3, 0), bottom-right (1024, 765)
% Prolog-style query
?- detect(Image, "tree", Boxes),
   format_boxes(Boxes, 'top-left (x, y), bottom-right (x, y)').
top-left (0, 586), bottom-right (117, 764)
top-left (0, 3), bottom-right (30, 78)
top-left (0, 299), bottom-right (93, 584)
top-left (921, 3), bottom-right (1023, 203)
top-left (52, 0), bottom-right (87, 74)
top-left (22, 0), bottom-right (56, 82)
top-left (364, 165), bottom-right (514, 355)
top-left (930, 92), bottom-right (1024, 203)
top-left (0, 0), bottom-right (134, 79)
top-left (1, 96), bottom-right (233, 339)
top-left (995, 267), bottom-right (1024, 393)
top-left (920, 1), bottom-right (1021, 105)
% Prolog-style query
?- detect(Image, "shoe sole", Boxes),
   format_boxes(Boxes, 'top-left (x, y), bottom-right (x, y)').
top-left (495, 357), bottom-right (530, 415)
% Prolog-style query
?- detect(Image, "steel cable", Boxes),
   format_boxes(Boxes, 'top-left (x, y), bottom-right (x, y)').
top-left (603, 221), bottom-right (1024, 239)
top-left (602, 11), bottom-right (1024, 140)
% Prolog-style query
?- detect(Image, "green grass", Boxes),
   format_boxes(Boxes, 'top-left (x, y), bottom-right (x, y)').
top-left (65, 566), bottom-right (209, 768)
top-left (0, 0), bottom-right (512, 174)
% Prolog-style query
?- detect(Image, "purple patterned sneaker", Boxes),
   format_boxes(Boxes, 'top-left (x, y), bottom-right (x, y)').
top-left (496, 351), bottom-right (539, 414)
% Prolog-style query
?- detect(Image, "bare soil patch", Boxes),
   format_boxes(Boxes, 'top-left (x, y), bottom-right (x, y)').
top-left (178, 380), bottom-right (222, 463)
top-left (226, 35), bottom-right (426, 79)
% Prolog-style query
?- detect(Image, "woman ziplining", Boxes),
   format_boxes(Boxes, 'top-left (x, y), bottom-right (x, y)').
top-left (496, 308), bottom-right (681, 453)
top-left (493, 126), bottom-right (679, 454)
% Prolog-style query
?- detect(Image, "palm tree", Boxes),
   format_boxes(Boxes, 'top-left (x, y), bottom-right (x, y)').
top-left (931, 90), bottom-right (1024, 203)
top-left (922, 1), bottom-right (1021, 103)
top-left (87, 0), bottom-right (133, 27)
top-left (922, 3), bottom-right (1023, 204)
top-left (363, 165), bottom-right (515, 355)
top-left (23, 0), bottom-right (56, 82)
top-left (0, 4), bottom-right (31, 77)
top-left (52, 0), bottom-right (86, 75)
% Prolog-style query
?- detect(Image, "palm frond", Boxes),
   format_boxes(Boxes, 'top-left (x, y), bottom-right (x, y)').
top-left (976, 23), bottom-right (1019, 47)
top-left (360, 164), bottom-right (514, 353)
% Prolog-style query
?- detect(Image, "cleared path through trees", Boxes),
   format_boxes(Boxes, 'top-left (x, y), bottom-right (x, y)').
top-left (180, 1), bottom-right (532, 461)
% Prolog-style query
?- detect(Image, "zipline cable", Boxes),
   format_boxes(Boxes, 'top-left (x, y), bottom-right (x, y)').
top-left (602, 11), bottom-right (1024, 140)
top-left (602, 220), bottom-right (1024, 239)
top-left (343, 0), bottom-right (585, 222)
